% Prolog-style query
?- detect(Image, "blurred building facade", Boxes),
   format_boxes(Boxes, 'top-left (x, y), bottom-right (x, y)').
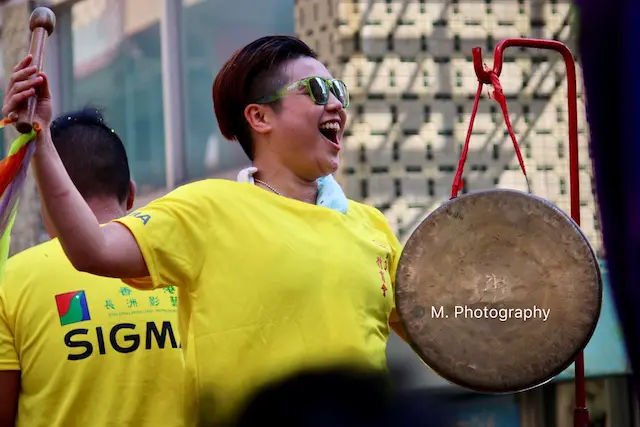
top-left (1, 0), bottom-right (295, 194)
top-left (295, 0), bottom-right (600, 252)
top-left (0, 0), bottom-right (636, 426)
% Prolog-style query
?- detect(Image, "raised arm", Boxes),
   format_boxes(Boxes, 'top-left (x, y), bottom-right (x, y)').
top-left (2, 55), bottom-right (148, 279)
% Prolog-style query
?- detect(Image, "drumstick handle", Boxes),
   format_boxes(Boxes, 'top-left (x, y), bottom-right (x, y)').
top-left (15, 8), bottom-right (56, 134)
top-left (15, 28), bottom-right (48, 134)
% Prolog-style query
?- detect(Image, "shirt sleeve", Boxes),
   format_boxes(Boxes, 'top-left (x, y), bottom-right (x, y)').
top-left (113, 182), bottom-right (212, 291)
top-left (0, 287), bottom-right (19, 371)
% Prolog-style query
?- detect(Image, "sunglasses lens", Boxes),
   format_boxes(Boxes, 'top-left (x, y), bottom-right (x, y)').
top-left (309, 77), bottom-right (329, 104)
top-left (331, 80), bottom-right (349, 107)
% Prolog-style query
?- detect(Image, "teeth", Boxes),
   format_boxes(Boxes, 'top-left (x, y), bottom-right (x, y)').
top-left (319, 122), bottom-right (340, 131)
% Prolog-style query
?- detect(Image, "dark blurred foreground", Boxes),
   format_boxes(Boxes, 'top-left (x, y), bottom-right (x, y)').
top-left (198, 364), bottom-right (461, 427)
top-left (574, 0), bottom-right (640, 392)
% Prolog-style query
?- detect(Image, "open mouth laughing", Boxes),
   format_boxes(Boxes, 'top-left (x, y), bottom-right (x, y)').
top-left (319, 120), bottom-right (341, 150)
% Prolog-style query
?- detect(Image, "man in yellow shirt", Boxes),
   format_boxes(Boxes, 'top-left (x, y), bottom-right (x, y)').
top-left (0, 109), bottom-right (184, 427)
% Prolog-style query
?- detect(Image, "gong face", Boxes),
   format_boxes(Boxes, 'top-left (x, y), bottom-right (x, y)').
top-left (394, 189), bottom-right (603, 393)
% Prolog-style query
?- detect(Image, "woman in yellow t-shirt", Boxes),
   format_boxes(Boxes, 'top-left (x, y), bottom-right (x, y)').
top-left (3, 35), bottom-right (409, 425)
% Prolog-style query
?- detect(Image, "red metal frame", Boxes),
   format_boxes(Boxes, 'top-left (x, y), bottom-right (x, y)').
top-left (472, 39), bottom-right (587, 427)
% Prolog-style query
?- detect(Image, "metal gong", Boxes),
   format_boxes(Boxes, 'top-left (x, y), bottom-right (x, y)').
top-left (394, 189), bottom-right (603, 393)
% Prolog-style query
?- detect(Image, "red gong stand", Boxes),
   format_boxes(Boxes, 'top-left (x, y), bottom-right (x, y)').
top-left (454, 38), bottom-right (588, 427)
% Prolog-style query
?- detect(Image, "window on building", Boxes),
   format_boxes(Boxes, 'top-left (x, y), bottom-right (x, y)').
top-left (420, 34), bottom-right (428, 51)
top-left (490, 105), bottom-right (498, 123)
top-left (69, 0), bottom-right (170, 188)
top-left (360, 179), bottom-right (368, 199)
top-left (555, 71), bottom-right (564, 87)
top-left (521, 71), bottom-right (528, 89)
top-left (359, 144), bottom-right (366, 163)
top-left (487, 34), bottom-right (494, 51)
top-left (394, 178), bottom-right (402, 197)
top-left (453, 34), bottom-right (461, 52)
top-left (392, 142), bottom-right (400, 161)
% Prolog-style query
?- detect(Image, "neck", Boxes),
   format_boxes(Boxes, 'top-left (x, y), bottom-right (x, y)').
top-left (47, 197), bottom-right (127, 240)
top-left (86, 198), bottom-right (128, 224)
top-left (251, 162), bottom-right (318, 204)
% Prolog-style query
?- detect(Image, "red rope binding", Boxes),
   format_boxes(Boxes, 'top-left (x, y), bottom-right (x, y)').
top-left (451, 65), bottom-right (530, 199)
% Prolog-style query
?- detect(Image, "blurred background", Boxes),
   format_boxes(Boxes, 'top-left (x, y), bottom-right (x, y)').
top-left (0, 0), bottom-right (634, 425)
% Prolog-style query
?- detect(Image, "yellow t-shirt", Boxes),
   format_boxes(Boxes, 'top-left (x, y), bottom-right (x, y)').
top-left (115, 179), bottom-right (403, 425)
top-left (0, 239), bottom-right (185, 427)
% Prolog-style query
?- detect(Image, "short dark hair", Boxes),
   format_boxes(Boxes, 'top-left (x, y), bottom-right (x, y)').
top-left (49, 108), bottom-right (131, 204)
top-left (211, 35), bottom-right (317, 160)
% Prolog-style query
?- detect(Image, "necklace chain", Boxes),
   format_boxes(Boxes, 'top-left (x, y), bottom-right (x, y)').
top-left (254, 178), bottom-right (283, 196)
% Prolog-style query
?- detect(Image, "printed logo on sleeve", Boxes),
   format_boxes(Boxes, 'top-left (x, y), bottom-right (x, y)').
top-left (128, 211), bottom-right (152, 225)
top-left (55, 290), bottom-right (91, 326)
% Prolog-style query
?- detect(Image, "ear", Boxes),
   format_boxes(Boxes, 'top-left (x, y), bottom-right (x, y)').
top-left (126, 180), bottom-right (137, 211)
top-left (244, 104), bottom-right (274, 136)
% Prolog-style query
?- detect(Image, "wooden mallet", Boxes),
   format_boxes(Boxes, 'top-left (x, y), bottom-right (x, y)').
top-left (11, 6), bottom-right (56, 134)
